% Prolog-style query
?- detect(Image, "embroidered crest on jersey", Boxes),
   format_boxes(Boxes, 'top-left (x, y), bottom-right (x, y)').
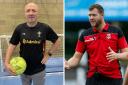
top-left (106, 34), bottom-right (111, 39)
top-left (37, 31), bottom-right (42, 37)
top-left (22, 33), bottom-right (26, 35)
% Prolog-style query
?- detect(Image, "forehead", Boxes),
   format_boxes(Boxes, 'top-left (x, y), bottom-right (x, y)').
top-left (88, 8), bottom-right (100, 14)
top-left (25, 3), bottom-right (38, 10)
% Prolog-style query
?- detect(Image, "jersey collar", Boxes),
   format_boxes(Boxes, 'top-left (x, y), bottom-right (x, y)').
top-left (25, 22), bottom-right (39, 29)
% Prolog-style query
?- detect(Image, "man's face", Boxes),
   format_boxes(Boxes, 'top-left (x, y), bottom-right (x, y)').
top-left (25, 3), bottom-right (38, 23)
top-left (88, 8), bottom-right (103, 27)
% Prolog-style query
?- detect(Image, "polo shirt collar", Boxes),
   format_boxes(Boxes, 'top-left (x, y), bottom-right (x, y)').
top-left (93, 23), bottom-right (109, 32)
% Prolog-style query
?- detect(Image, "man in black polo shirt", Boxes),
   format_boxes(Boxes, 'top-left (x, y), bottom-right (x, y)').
top-left (4, 2), bottom-right (59, 85)
top-left (65, 4), bottom-right (128, 85)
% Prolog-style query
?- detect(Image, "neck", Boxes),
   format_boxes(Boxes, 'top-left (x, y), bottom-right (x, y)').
top-left (27, 21), bottom-right (38, 27)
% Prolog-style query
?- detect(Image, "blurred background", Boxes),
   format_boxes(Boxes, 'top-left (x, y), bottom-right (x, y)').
top-left (65, 0), bottom-right (128, 85)
top-left (0, 0), bottom-right (64, 85)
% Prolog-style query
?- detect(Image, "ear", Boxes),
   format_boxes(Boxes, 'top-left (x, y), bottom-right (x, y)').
top-left (99, 12), bottom-right (104, 16)
top-left (101, 12), bottom-right (104, 16)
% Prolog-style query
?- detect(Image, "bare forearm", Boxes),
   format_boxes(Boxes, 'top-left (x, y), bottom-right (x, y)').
top-left (48, 38), bottom-right (60, 54)
top-left (67, 52), bottom-right (83, 68)
top-left (118, 52), bottom-right (128, 61)
top-left (5, 44), bottom-right (16, 64)
top-left (68, 57), bottom-right (80, 68)
top-left (118, 48), bottom-right (128, 61)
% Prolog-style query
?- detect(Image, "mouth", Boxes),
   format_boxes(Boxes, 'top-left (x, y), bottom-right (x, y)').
top-left (90, 20), bottom-right (95, 23)
top-left (28, 16), bottom-right (35, 18)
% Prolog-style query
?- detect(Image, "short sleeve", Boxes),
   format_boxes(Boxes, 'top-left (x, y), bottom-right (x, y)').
top-left (75, 31), bottom-right (86, 53)
top-left (46, 25), bottom-right (58, 43)
top-left (9, 26), bottom-right (20, 45)
top-left (117, 28), bottom-right (128, 49)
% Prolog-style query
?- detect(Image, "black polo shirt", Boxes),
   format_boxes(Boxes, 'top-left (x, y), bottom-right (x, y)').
top-left (10, 22), bottom-right (58, 75)
top-left (76, 23), bottom-right (128, 78)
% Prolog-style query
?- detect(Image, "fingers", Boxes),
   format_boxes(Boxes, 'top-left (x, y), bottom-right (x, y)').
top-left (41, 57), bottom-right (48, 64)
top-left (9, 68), bottom-right (16, 76)
top-left (108, 47), bottom-right (113, 52)
top-left (106, 55), bottom-right (115, 62)
top-left (5, 64), bottom-right (16, 76)
top-left (65, 60), bottom-right (70, 69)
top-left (107, 52), bottom-right (113, 55)
top-left (41, 52), bottom-right (49, 64)
top-left (106, 47), bottom-right (118, 62)
top-left (41, 54), bottom-right (49, 64)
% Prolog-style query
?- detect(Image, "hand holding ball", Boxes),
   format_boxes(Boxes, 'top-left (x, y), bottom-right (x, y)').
top-left (10, 57), bottom-right (27, 75)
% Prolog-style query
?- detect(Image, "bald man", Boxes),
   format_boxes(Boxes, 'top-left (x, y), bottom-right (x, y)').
top-left (4, 2), bottom-right (59, 85)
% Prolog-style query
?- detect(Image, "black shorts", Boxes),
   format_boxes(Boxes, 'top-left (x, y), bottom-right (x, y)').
top-left (86, 72), bottom-right (122, 85)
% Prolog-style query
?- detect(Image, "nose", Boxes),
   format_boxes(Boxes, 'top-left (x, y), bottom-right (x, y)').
top-left (30, 11), bottom-right (33, 15)
top-left (28, 10), bottom-right (34, 15)
top-left (90, 15), bottom-right (94, 20)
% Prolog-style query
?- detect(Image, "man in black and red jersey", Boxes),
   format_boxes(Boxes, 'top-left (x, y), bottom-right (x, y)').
top-left (65, 4), bottom-right (128, 85)
top-left (4, 2), bottom-right (60, 85)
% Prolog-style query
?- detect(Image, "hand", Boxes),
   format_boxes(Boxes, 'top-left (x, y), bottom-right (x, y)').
top-left (41, 53), bottom-right (49, 64)
top-left (65, 60), bottom-right (71, 69)
top-left (4, 62), bottom-right (16, 76)
top-left (106, 47), bottom-right (119, 62)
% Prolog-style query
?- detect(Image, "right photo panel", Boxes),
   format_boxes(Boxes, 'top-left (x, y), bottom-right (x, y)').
top-left (65, 0), bottom-right (128, 85)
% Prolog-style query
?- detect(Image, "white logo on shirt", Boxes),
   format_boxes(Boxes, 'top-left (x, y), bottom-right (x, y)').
top-left (84, 37), bottom-right (96, 42)
top-left (22, 33), bottom-right (26, 35)
top-left (106, 34), bottom-right (111, 39)
top-left (37, 31), bottom-right (41, 37)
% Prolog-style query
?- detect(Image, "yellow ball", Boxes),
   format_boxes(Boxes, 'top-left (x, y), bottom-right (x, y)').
top-left (10, 57), bottom-right (27, 75)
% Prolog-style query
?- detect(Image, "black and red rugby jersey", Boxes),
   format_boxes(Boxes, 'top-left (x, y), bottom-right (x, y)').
top-left (76, 23), bottom-right (128, 78)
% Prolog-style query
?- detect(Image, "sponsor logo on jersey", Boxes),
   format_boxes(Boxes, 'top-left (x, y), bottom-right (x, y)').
top-left (84, 36), bottom-right (96, 42)
top-left (22, 39), bottom-right (41, 44)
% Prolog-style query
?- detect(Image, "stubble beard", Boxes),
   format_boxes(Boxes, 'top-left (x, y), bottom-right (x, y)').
top-left (91, 20), bottom-right (102, 30)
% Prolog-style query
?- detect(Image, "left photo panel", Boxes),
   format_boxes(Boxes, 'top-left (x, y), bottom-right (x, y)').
top-left (0, 0), bottom-right (63, 85)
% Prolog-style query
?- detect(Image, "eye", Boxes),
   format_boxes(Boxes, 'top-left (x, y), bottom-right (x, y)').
top-left (26, 9), bottom-right (30, 12)
top-left (88, 14), bottom-right (97, 17)
top-left (32, 9), bottom-right (37, 12)
top-left (93, 14), bottom-right (97, 16)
